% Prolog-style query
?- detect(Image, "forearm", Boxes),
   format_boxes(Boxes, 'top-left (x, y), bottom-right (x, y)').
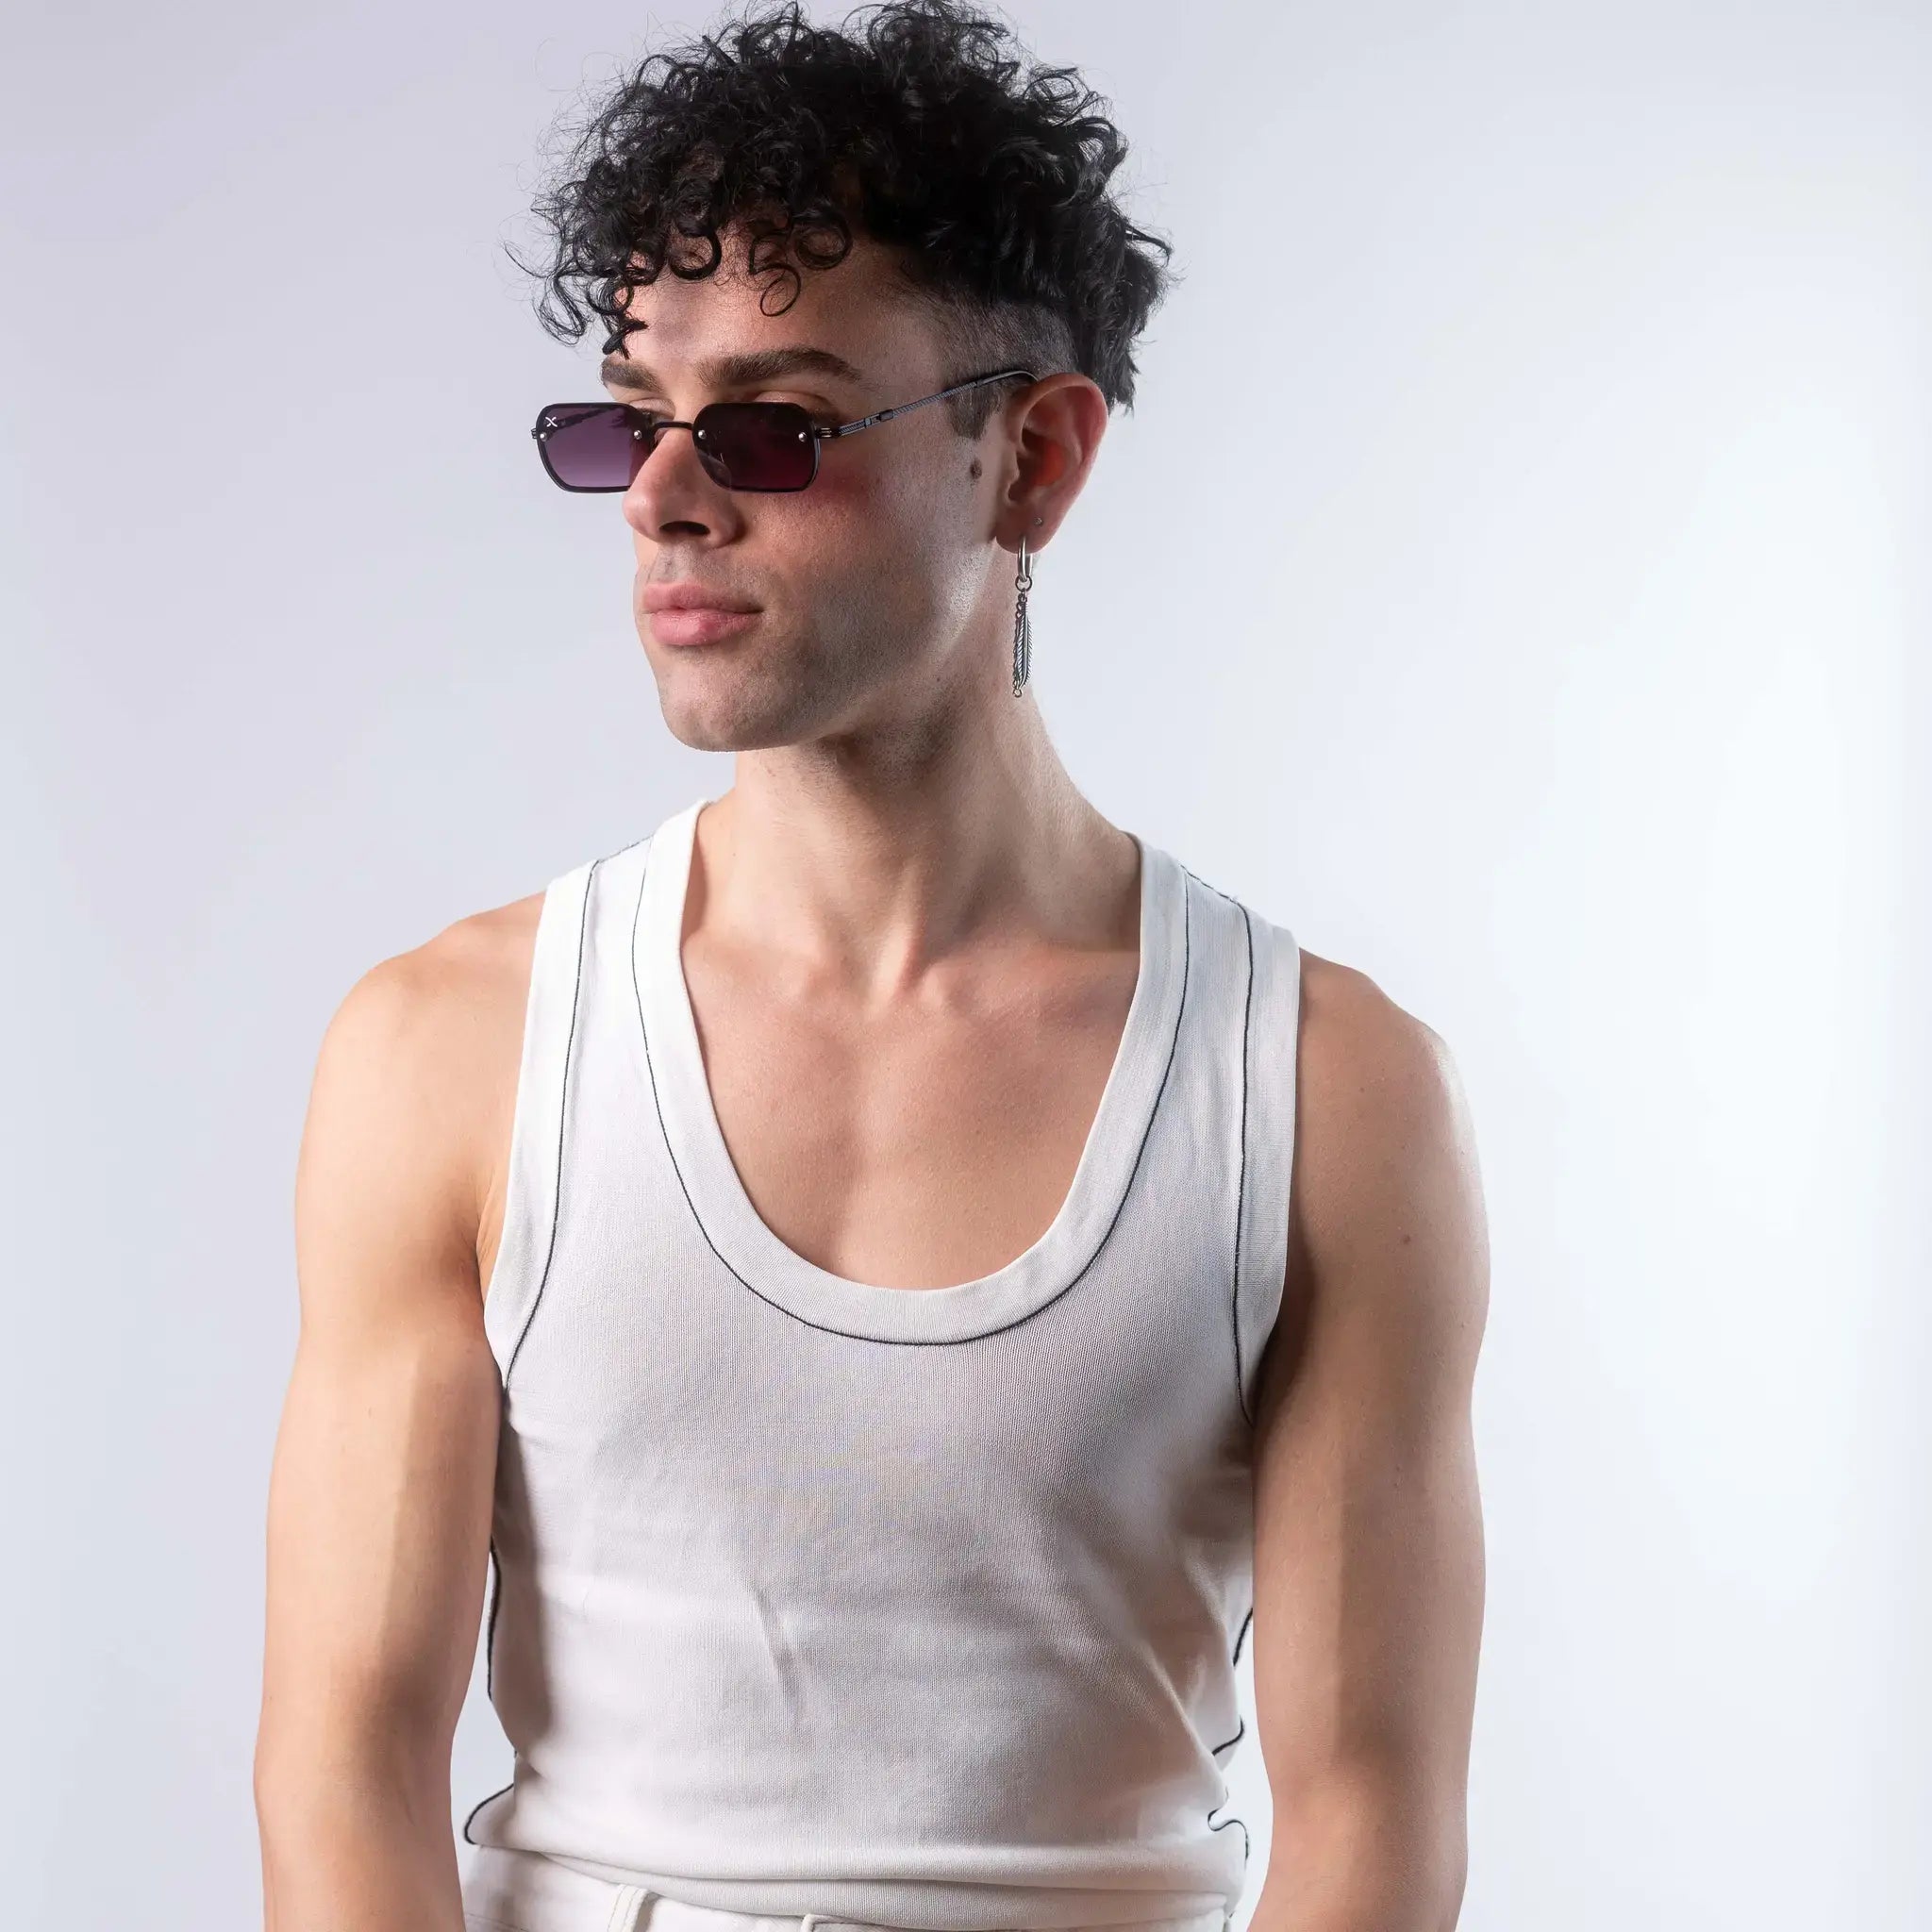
top-left (1246, 1778), bottom-right (1467, 1932)
top-left (255, 1741), bottom-right (465, 1932)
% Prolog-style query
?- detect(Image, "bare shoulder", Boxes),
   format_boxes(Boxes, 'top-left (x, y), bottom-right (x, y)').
top-left (1292, 948), bottom-right (1474, 1179)
top-left (1264, 946), bottom-right (1490, 1395)
top-left (296, 887), bottom-right (547, 1325)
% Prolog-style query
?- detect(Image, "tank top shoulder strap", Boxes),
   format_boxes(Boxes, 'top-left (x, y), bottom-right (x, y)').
top-left (1231, 903), bottom-right (1303, 1423)
top-left (480, 853), bottom-right (600, 1376)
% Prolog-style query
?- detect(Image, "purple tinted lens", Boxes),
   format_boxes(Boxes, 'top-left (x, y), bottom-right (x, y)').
top-left (535, 400), bottom-right (819, 491)
top-left (538, 405), bottom-right (646, 490)
top-left (694, 402), bottom-right (817, 491)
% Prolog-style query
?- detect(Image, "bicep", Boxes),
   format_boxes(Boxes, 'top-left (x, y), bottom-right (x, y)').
top-left (258, 954), bottom-right (504, 1787)
top-left (1249, 958), bottom-right (1489, 1861)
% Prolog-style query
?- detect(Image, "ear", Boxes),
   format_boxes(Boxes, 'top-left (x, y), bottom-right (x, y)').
top-left (995, 372), bottom-right (1108, 550)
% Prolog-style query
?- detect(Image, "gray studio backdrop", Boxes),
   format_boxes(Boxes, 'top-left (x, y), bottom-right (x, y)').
top-left (5, 3), bottom-right (1925, 1927)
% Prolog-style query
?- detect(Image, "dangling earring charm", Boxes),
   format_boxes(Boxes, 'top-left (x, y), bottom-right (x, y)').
top-left (1011, 517), bottom-right (1041, 696)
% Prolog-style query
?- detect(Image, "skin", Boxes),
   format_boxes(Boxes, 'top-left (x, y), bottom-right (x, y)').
top-left (255, 222), bottom-right (1488, 1932)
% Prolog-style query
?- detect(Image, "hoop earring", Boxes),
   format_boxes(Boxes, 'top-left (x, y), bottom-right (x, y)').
top-left (1012, 516), bottom-right (1042, 696)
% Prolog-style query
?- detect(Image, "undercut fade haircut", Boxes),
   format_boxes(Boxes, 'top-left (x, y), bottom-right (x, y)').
top-left (511, 0), bottom-right (1179, 439)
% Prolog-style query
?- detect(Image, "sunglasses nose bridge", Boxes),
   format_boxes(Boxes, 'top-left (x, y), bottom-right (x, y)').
top-left (630, 414), bottom-right (737, 492)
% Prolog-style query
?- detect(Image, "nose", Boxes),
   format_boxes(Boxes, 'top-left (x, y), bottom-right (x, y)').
top-left (624, 418), bottom-right (735, 542)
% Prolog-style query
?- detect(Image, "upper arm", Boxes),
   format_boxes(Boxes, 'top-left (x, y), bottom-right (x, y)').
top-left (1248, 952), bottom-right (1490, 1890)
top-left (255, 931), bottom-right (513, 1792)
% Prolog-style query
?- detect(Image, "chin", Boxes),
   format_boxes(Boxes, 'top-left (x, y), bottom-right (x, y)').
top-left (658, 683), bottom-right (827, 754)
top-left (649, 632), bottom-right (855, 751)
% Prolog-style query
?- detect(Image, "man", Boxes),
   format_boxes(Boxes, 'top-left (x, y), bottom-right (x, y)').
top-left (253, 5), bottom-right (1488, 1931)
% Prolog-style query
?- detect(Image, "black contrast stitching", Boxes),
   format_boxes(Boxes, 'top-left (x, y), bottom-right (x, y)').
top-left (1207, 1805), bottom-right (1251, 1868)
top-left (1231, 904), bottom-right (1257, 1424)
top-left (481, 1538), bottom-right (502, 1702)
top-left (477, 856), bottom-right (596, 1719)
top-left (460, 1774), bottom-right (513, 1846)
top-left (1176, 866), bottom-right (1259, 1426)
top-left (502, 856), bottom-right (599, 1393)
top-left (1179, 861), bottom-right (1241, 912)
top-left (463, 830), bottom-right (648, 1836)
top-left (1207, 1588), bottom-right (1254, 1871)
top-left (631, 834), bottom-right (1192, 1345)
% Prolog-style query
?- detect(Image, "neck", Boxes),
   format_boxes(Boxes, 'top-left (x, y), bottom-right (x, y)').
top-left (691, 694), bottom-right (1136, 993)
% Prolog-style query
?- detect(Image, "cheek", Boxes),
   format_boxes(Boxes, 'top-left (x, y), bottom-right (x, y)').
top-left (800, 458), bottom-right (898, 521)
top-left (794, 469), bottom-right (874, 532)
top-left (769, 463), bottom-right (929, 575)
top-left (755, 448), bottom-right (974, 638)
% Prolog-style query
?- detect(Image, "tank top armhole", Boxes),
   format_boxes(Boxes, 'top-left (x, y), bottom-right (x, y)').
top-left (479, 858), bottom-right (596, 1380)
top-left (1233, 910), bottom-right (1302, 1424)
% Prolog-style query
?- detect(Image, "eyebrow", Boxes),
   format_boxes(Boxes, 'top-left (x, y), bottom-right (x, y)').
top-left (597, 344), bottom-right (868, 395)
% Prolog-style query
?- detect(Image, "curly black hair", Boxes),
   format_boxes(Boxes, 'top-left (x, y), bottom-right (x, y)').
top-left (510, 0), bottom-right (1177, 439)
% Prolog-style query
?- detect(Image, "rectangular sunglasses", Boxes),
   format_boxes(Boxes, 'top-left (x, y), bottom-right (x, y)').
top-left (531, 366), bottom-right (1038, 493)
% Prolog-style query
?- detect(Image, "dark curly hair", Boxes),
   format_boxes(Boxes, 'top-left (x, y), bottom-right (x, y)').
top-left (510, 0), bottom-right (1178, 439)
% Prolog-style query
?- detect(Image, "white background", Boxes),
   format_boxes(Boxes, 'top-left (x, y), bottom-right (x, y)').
top-left (4, 3), bottom-right (1924, 1926)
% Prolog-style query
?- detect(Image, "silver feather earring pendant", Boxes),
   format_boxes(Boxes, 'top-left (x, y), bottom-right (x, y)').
top-left (1011, 522), bottom-right (1039, 696)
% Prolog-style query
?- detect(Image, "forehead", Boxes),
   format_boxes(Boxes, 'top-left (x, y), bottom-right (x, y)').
top-left (609, 229), bottom-right (941, 388)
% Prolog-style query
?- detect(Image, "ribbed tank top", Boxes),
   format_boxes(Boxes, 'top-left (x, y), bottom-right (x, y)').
top-left (459, 797), bottom-right (1302, 1932)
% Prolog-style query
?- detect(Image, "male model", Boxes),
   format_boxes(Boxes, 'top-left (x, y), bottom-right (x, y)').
top-left (254, 7), bottom-right (1489, 1932)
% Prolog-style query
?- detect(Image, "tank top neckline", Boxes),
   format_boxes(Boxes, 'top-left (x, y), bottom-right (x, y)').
top-left (629, 794), bottom-right (1191, 1343)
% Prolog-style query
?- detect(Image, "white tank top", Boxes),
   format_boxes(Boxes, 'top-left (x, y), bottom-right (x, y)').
top-left (459, 796), bottom-right (1302, 1931)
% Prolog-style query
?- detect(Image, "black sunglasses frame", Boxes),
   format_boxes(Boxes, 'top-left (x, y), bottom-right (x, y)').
top-left (531, 366), bottom-right (1040, 494)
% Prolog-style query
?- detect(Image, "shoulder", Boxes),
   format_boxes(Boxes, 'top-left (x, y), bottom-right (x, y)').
top-left (1293, 948), bottom-right (1465, 1152)
top-left (296, 886), bottom-right (549, 1313)
top-left (314, 887), bottom-right (547, 1100)
top-left (1262, 945), bottom-right (1489, 1391)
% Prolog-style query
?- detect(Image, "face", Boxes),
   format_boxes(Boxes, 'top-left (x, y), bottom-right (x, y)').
top-left (606, 227), bottom-right (1037, 753)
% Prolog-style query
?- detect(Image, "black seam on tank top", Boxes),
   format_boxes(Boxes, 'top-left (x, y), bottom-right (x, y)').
top-left (1208, 1716), bottom-right (1245, 1757)
top-left (493, 835), bottom-right (639, 1386)
top-left (460, 1774), bottom-right (514, 1846)
top-left (1207, 1807), bottom-right (1250, 1868)
top-left (1232, 904), bottom-right (1257, 1424)
top-left (465, 835), bottom-right (645, 1843)
top-left (1174, 865), bottom-right (1259, 1426)
top-left (481, 1537), bottom-right (501, 1702)
top-left (473, 855), bottom-right (595, 1747)
top-left (631, 835), bottom-right (1192, 1346)
top-left (1208, 1582), bottom-right (1252, 1866)
top-left (1177, 859), bottom-right (1235, 905)
top-left (501, 854), bottom-right (599, 1394)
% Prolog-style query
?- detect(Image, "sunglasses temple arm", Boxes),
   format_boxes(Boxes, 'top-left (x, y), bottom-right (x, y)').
top-left (824, 393), bottom-right (948, 440)
top-left (824, 369), bottom-right (1037, 440)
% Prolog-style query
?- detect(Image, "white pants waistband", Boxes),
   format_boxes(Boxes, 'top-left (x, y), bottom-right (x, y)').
top-left (459, 1843), bottom-right (1234, 1932)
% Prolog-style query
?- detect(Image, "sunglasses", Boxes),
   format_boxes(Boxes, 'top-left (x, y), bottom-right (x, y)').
top-left (531, 366), bottom-right (1038, 493)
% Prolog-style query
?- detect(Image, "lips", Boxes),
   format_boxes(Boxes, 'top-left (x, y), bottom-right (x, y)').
top-left (648, 605), bottom-right (760, 647)
top-left (641, 578), bottom-right (762, 647)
